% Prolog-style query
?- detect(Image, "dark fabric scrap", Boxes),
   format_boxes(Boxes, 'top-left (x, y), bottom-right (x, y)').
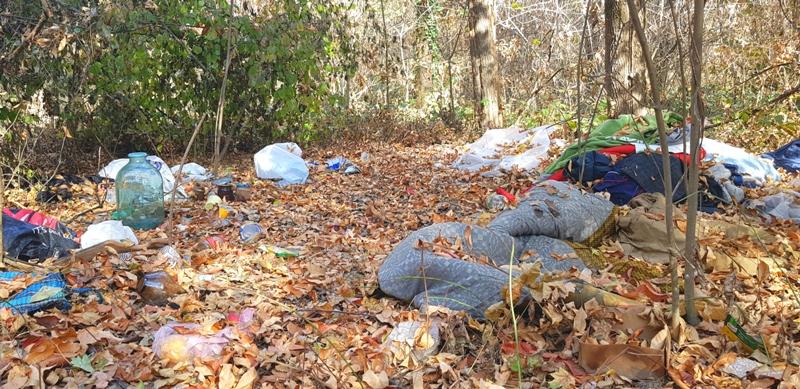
top-left (615, 153), bottom-right (688, 202)
top-left (564, 151), bottom-right (614, 184)
top-left (762, 138), bottom-right (800, 173)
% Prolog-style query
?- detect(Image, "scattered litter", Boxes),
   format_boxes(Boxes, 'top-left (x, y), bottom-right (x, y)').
top-left (453, 125), bottom-right (555, 177)
top-left (259, 245), bottom-right (300, 258)
top-left (326, 156), bottom-right (361, 174)
top-left (99, 154), bottom-right (177, 193)
top-left (81, 220), bottom-right (139, 249)
top-left (254, 142), bottom-right (309, 185)
top-left (196, 235), bottom-right (225, 250)
top-left (240, 223), bottom-right (262, 243)
top-left (721, 357), bottom-right (762, 378)
top-left (136, 271), bottom-right (187, 306)
top-left (216, 183), bottom-right (236, 202)
top-left (721, 314), bottom-right (768, 355)
top-left (152, 309), bottom-right (255, 365)
top-left (235, 183), bottom-right (252, 201)
top-left (2, 212), bottom-right (79, 262)
top-left (170, 163), bottom-right (212, 183)
top-left (385, 321), bottom-right (440, 364)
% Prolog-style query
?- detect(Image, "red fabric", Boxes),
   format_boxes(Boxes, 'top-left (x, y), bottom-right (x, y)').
top-left (597, 144), bottom-right (636, 157)
top-left (549, 170), bottom-right (568, 182)
top-left (3, 208), bottom-right (61, 231)
top-left (495, 188), bottom-right (516, 202)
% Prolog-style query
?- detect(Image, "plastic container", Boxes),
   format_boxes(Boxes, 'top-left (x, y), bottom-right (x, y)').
top-left (240, 223), bottom-right (262, 243)
top-left (196, 235), bottom-right (225, 250)
top-left (136, 271), bottom-right (187, 306)
top-left (217, 184), bottom-right (235, 202)
top-left (486, 194), bottom-right (508, 210)
top-left (235, 184), bottom-right (251, 202)
top-left (115, 152), bottom-right (165, 230)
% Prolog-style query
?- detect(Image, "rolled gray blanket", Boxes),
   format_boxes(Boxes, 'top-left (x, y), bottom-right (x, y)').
top-left (378, 181), bottom-right (615, 319)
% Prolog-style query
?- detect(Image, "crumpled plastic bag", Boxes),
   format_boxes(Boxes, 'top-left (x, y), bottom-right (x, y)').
top-left (152, 308), bottom-right (255, 364)
top-left (99, 155), bottom-right (176, 194)
top-left (170, 163), bottom-right (212, 183)
top-left (326, 157), bottom-right (361, 174)
top-left (81, 220), bottom-right (139, 249)
top-left (452, 125), bottom-right (555, 177)
top-left (254, 143), bottom-right (309, 185)
top-left (743, 190), bottom-right (800, 225)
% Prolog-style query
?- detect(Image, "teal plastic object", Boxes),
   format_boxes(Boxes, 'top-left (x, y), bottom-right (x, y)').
top-left (115, 152), bottom-right (165, 230)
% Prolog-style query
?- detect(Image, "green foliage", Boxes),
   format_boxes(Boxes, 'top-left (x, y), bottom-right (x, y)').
top-left (1, 0), bottom-right (350, 155)
top-left (84, 0), bottom-right (340, 151)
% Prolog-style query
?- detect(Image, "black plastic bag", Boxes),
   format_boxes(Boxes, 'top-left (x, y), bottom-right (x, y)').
top-left (2, 214), bottom-right (79, 262)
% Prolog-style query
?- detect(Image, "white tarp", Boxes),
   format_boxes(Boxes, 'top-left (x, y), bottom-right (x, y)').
top-left (452, 125), bottom-right (556, 177)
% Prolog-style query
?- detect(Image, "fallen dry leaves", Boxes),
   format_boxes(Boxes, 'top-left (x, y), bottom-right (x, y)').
top-left (0, 140), bottom-right (799, 389)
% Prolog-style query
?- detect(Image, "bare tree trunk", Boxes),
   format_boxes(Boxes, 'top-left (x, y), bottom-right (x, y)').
top-left (468, 0), bottom-right (503, 128)
top-left (380, 0), bottom-right (390, 110)
top-left (606, 0), bottom-right (648, 116)
top-left (415, 0), bottom-right (431, 108)
top-left (625, 0), bottom-right (682, 332)
top-left (683, 0), bottom-right (705, 326)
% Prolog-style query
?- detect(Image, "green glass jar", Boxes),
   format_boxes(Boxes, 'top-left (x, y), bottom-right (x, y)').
top-left (115, 152), bottom-right (165, 230)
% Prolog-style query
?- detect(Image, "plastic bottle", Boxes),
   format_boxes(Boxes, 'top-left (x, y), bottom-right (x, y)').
top-left (115, 152), bottom-right (165, 230)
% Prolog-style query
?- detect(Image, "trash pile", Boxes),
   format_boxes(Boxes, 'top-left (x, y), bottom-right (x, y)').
top-left (1, 132), bottom-right (799, 388)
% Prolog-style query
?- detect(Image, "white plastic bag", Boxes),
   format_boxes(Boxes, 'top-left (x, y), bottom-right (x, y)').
top-left (170, 163), bottom-right (211, 183)
top-left (453, 125), bottom-right (555, 176)
top-left (81, 220), bottom-right (139, 249)
top-left (254, 143), bottom-right (309, 185)
top-left (99, 155), bottom-right (176, 193)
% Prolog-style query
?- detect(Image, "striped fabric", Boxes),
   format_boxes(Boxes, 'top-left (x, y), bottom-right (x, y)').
top-left (0, 272), bottom-right (71, 314)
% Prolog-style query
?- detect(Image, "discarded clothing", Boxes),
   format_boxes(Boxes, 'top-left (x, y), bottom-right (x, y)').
top-left (563, 151), bottom-right (614, 184)
top-left (35, 174), bottom-right (111, 203)
top-left (618, 193), bottom-right (687, 264)
top-left (701, 138), bottom-right (781, 184)
top-left (593, 171), bottom-right (644, 206)
top-left (615, 153), bottom-right (689, 202)
top-left (545, 113), bottom-right (685, 174)
top-left (762, 138), bottom-right (800, 173)
top-left (743, 191), bottom-right (800, 225)
top-left (0, 272), bottom-right (71, 314)
top-left (378, 182), bottom-right (616, 319)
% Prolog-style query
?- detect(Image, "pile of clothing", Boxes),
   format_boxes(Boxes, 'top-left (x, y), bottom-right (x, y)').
top-left (540, 114), bottom-right (781, 212)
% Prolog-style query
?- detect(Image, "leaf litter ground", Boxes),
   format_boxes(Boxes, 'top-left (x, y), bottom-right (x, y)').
top-left (1, 141), bottom-right (800, 389)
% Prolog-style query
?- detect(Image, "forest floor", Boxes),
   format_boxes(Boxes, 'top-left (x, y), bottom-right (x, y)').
top-left (1, 137), bottom-right (800, 389)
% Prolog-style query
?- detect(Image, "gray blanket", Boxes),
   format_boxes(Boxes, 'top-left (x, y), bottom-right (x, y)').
top-left (378, 181), bottom-right (615, 319)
